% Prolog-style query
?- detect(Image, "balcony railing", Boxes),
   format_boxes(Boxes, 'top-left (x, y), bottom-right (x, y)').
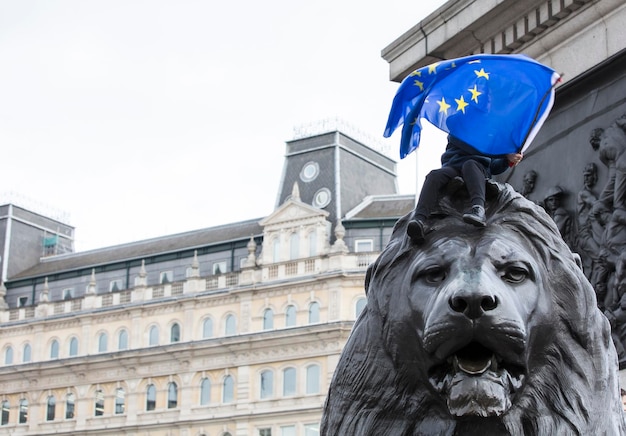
top-left (1, 251), bottom-right (378, 323)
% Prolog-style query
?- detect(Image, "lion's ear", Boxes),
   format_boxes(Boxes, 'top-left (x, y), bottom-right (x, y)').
top-left (572, 252), bottom-right (583, 270)
top-left (364, 263), bottom-right (374, 295)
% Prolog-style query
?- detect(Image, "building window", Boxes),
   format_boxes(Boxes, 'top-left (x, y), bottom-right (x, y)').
top-left (355, 297), bottom-right (367, 318)
top-left (65, 393), bottom-right (75, 419)
top-left (46, 395), bottom-right (55, 421)
top-left (260, 370), bottom-right (274, 399)
top-left (94, 390), bottom-right (104, 416)
top-left (225, 315), bottom-right (236, 336)
top-left (290, 232), bottom-right (299, 260)
top-left (300, 161), bottom-right (319, 182)
top-left (146, 384), bottom-right (156, 411)
top-left (281, 425), bottom-right (296, 436)
top-left (259, 428), bottom-right (272, 436)
top-left (223, 375), bottom-right (234, 403)
top-left (118, 329), bottom-right (129, 350)
top-left (115, 388), bottom-right (125, 414)
top-left (18, 297), bottom-right (28, 307)
top-left (167, 382), bottom-right (178, 409)
top-left (263, 308), bottom-right (274, 330)
top-left (312, 188), bottom-right (331, 208)
top-left (22, 344), bottom-right (31, 363)
top-left (98, 333), bottom-right (108, 353)
top-left (109, 280), bottom-right (123, 292)
top-left (4, 346), bottom-right (13, 365)
top-left (18, 399), bottom-right (27, 424)
top-left (306, 364), bottom-right (320, 394)
top-left (200, 378), bottom-right (211, 405)
top-left (308, 302), bottom-right (320, 324)
top-left (272, 238), bottom-right (280, 263)
top-left (69, 337), bottom-right (78, 357)
top-left (355, 239), bottom-right (373, 253)
top-left (50, 340), bottom-right (59, 359)
top-left (285, 305), bottom-right (296, 327)
top-left (309, 230), bottom-right (317, 257)
top-left (1, 400), bottom-right (9, 425)
top-left (62, 288), bottom-right (73, 300)
top-left (202, 318), bottom-right (213, 338)
top-left (212, 262), bottom-right (226, 275)
top-left (304, 424), bottom-right (320, 436)
top-left (170, 323), bottom-right (181, 343)
top-left (160, 271), bottom-right (173, 284)
top-left (149, 325), bottom-right (159, 346)
top-left (283, 367), bottom-right (296, 397)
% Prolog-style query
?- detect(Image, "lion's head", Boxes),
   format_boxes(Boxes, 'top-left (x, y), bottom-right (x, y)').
top-left (321, 182), bottom-right (626, 435)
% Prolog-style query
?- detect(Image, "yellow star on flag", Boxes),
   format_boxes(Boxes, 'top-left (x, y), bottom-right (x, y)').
top-left (437, 97), bottom-right (451, 114)
top-left (428, 62), bottom-right (440, 74)
top-left (455, 96), bottom-right (469, 114)
top-left (474, 68), bottom-right (490, 79)
top-left (409, 70), bottom-right (422, 77)
top-left (468, 85), bottom-right (482, 103)
top-left (413, 80), bottom-right (424, 91)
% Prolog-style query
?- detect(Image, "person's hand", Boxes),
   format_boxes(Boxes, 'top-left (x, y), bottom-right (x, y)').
top-left (507, 153), bottom-right (523, 166)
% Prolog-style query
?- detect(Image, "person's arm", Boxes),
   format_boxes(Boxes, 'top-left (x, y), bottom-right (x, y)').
top-left (491, 153), bottom-right (523, 175)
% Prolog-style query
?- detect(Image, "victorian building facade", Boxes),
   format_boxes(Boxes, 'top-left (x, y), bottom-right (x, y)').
top-left (0, 129), bottom-right (413, 435)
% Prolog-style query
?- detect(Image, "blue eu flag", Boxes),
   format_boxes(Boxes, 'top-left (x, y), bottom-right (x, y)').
top-left (383, 54), bottom-right (560, 159)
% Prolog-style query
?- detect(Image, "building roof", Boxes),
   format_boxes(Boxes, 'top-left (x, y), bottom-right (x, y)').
top-left (10, 218), bottom-right (264, 281)
top-left (345, 194), bottom-right (415, 220)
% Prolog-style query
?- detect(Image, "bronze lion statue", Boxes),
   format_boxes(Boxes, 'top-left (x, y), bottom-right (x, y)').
top-left (321, 182), bottom-right (626, 435)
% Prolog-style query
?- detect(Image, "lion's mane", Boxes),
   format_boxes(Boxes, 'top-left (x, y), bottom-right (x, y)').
top-left (321, 182), bottom-right (626, 435)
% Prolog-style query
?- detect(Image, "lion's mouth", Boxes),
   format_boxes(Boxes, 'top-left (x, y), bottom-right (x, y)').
top-left (428, 341), bottom-right (525, 417)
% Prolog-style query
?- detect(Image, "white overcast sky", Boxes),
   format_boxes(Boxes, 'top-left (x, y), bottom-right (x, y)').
top-left (0, 0), bottom-right (448, 251)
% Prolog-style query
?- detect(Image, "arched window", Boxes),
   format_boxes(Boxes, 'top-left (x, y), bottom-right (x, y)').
top-left (18, 399), bottom-right (28, 424)
top-left (98, 333), bottom-right (108, 353)
top-left (202, 318), bottom-right (213, 338)
top-left (146, 384), bottom-right (156, 411)
top-left (22, 344), bottom-right (31, 363)
top-left (1, 400), bottom-right (9, 425)
top-left (69, 337), bottom-right (78, 357)
top-left (290, 232), bottom-right (299, 260)
top-left (94, 389), bottom-right (104, 416)
top-left (200, 378), bottom-right (211, 405)
top-left (225, 315), bottom-right (236, 336)
top-left (4, 346), bottom-right (13, 365)
top-left (272, 238), bottom-right (280, 263)
top-left (309, 230), bottom-right (317, 257)
top-left (283, 367), bottom-right (296, 396)
top-left (355, 297), bottom-right (367, 318)
top-left (285, 305), bottom-right (297, 327)
top-left (260, 370), bottom-right (274, 399)
top-left (170, 323), bottom-right (180, 343)
top-left (46, 395), bottom-right (55, 421)
top-left (149, 325), bottom-right (159, 346)
top-left (118, 329), bottom-right (128, 350)
top-left (50, 340), bottom-right (59, 359)
top-left (306, 364), bottom-right (321, 394)
top-left (262, 308), bottom-right (273, 330)
top-left (167, 382), bottom-right (178, 408)
top-left (223, 375), bottom-right (234, 403)
top-left (115, 388), bottom-right (125, 414)
top-left (308, 302), bottom-right (320, 324)
top-left (65, 393), bottom-right (75, 419)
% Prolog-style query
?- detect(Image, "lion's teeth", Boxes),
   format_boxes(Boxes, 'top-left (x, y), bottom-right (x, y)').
top-left (455, 355), bottom-right (493, 375)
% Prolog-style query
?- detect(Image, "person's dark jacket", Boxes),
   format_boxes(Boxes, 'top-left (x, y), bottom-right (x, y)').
top-left (441, 135), bottom-right (510, 177)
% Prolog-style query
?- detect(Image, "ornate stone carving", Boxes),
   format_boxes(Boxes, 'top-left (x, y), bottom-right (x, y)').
top-left (321, 182), bottom-right (625, 435)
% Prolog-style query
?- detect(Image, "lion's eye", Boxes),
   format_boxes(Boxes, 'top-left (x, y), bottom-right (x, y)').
top-left (501, 265), bottom-right (529, 283)
top-left (419, 266), bottom-right (447, 284)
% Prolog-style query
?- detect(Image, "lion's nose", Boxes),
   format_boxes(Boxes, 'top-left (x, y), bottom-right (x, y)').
top-left (449, 294), bottom-right (498, 319)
